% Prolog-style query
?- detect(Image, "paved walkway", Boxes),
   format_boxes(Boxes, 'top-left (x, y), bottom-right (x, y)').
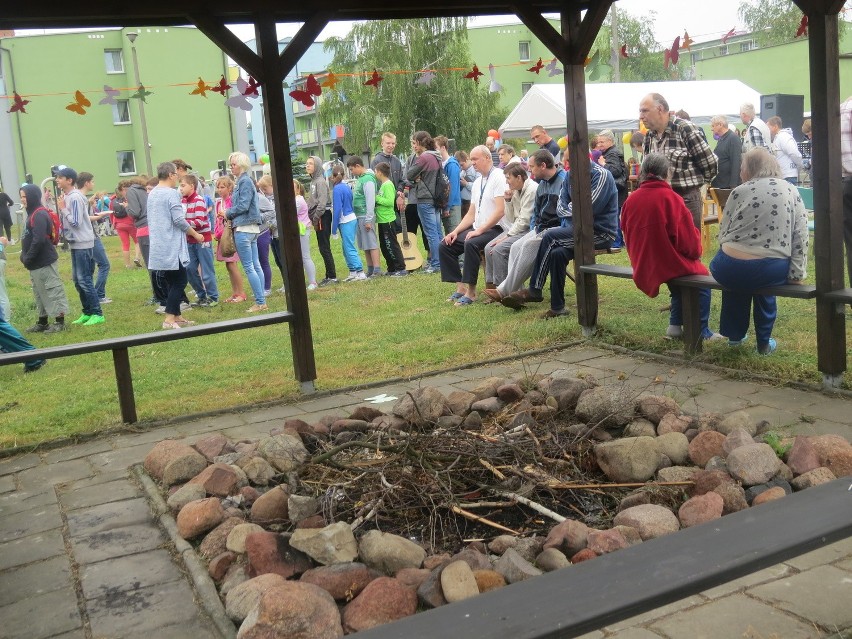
top-left (1, 345), bottom-right (850, 639)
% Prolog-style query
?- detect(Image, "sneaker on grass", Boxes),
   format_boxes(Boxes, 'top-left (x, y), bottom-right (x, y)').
top-left (71, 314), bottom-right (91, 325)
top-left (83, 315), bottom-right (105, 326)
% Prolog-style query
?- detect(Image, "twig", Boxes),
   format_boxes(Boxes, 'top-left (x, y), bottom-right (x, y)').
top-left (351, 473), bottom-right (395, 531)
top-left (479, 458), bottom-right (506, 481)
top-left (310, 440), bottom-right (401, 465)
top-left (496, 491), bottom-right (566, 523)
top-left (546, 480), bottom-right (695, 490)
top-left (449, 505), bottom-right (520, 535)
top-left (457, 500), bottom-right (517, 509)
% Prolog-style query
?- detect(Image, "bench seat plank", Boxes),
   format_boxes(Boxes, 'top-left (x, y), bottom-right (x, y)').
top-left (824, 288), bottom-right (852, 303)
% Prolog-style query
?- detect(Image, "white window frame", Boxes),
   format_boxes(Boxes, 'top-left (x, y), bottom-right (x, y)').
top-left (719, 44), bottom-right (728, 56)
top-left (104, 49), bottom-right (125, 74)
top-left (521, 82), bottom-right (533, 96)
top-left (112, 100), bottom-right (131, 125)
top-left (117, 151), bottom-right (137, 176)
top-left (519, 41), bottom-right (531, 62)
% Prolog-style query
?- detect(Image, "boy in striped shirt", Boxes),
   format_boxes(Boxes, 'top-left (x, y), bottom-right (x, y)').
top-left (179, 175), bottom-right (219, 305)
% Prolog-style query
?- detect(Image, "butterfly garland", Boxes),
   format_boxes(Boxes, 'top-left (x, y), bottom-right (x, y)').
top-left (130, 84), bottom-right (153, 102)
top-left (7, 92), bottom-right (30, 114)
top-left (66, 90), bottom-right (91, 115)
top-left (289, 74), bottom-right (322, 107)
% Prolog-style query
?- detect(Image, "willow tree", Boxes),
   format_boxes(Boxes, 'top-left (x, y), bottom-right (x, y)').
top-left (319, 19), bottom-right (503, 155)
top-left (738, 0), bottom-right (847, 47)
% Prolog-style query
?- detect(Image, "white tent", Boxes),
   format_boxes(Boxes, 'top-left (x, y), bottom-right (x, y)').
top-left (499, 80), bottom-right (762, 139)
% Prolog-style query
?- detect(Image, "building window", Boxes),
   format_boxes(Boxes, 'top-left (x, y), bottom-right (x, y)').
top-left (104, 49), bottom-right (124, 74)
top-left (112, 100), bottom-right (130, 125)
top-left (691, 52), bottom-right (701, 65)
top-left (740, 40), bottom-right (754, 52)
top-left (719, 45), bottom-right (728, 56)
top-left (117, 151), bottom-right (136, 175)
top-left (519, 41), bottom-right (531, 62)
top-left (521, 82), bottom-right (533, 96)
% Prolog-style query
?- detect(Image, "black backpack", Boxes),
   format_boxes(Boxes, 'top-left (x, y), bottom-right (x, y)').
top-left (433, 169), bottom-right (451, 209)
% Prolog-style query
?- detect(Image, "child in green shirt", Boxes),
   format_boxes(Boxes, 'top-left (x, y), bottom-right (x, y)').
top-left (374, 162), bottom-right (408, 276)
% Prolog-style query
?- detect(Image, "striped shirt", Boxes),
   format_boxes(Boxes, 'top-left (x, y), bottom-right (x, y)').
top-left (182, 192), bottom-right (211, 243)
top-left (643, 116), bottom-right (718, 190)
top-left (841, 96), bottom-right (852, 178)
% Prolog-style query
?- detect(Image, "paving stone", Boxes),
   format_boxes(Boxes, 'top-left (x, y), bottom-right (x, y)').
top-left (0, 474), bottom-right (14, 493)
top-left (241, 404), bottom-right (309, 424)
top-left (795, 399), bottom-right (852, 424)
top-left (413, 373), bottom-right (468, 387)
top-left (79, 549), bottom-right (183, 600)
top-left (649, 594), bottom-right (815, 638)
top-left (571, 631), bottom-right (605, 639)
top-left (0, 453), bottom-right (41, 477)
top-left (790, 420), bottom-right (852, 441)
top-left (16, 459), bottom-right (94, 492)
top-left (0, 587), bottom-right (82, 639)
top-left (603, 595), bottom-right (705, 632)
top-left (290, 394), bottom-right (362, 413)
top-left (176, 413), bottom-right (247, 435)
top-left (554, 347), bottom-right (611, 363)
top-left (110, 427), bottom-right (184, 448)
top-left (116, 617), bottom-right (221, 639)
top-left (749, 565), bottom-right (852, 629)
top-left (702, 563), bottom-right (793, 599)
top-left (42, 439), bottom-right (114, 464)
top-left (59, 469), bottom-right (131, 490)
top-left (744, 386), bottom-right (821, 412)
top-left (59, 479), bottom-right (142, 511)
top-left (71, 522), bottom-right (166, 565)
top-left (0, 529), bottom-right (66, 571)
top-left (734, 404), bottom-right (800, 430)
top-left (607, 629), bottom-right (664, 639)
top-left (836, 557), bottom-right (852, 572)
top-left (679, 392), bottom-right (752, 415)
top-left (65, 497), bottom-right (153, 537)
top-left (0, 502), bottom-right (63, 543)
top-left (690, 378), bottom-right (757, 399)
top-left (0, 555), bottom-right (73, 606)
top-left (783, 536), bottom-right (852, 571)
top-left (86, 578), bottom-right (208, 638)
top-left (0, 489), bottom-right (58, 517)
top-left (43, 630), bottom-right (87, 639)
top-left (87, 442), bottom-right (158, 473)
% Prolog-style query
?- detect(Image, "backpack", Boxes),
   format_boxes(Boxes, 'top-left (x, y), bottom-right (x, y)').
top-left (433, 168), bottom-right (451, 210)
top-left (29, 206), bottom-right (61, 245)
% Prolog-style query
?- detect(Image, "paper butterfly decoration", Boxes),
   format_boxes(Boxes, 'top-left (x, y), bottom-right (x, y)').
top-left (130, 85), bottom-right (153, 102)
top-left (620, 44), bottom-right (629, 59)
top-left (415, 70), bottom-right (437, 86)
top-left (190, 78), bottom-right (213, 98)
top-left (463, 65), bottom-right (484, 83)
top-left (795, 14), bottom-right (808, 38)
top-left (66, 90), bottom-right (91, 115)
top-left (7, 92), bottom-right (30, 114)
top-left (211, 75), bottom-right (231, 96)
top-left (321, 72), bottom-right (340, 90)
top-left (681, 31), bottom-right (694, 51)
top-left (546, 58), bottom-right (563, 77)
top-left (99, 85), bottom-right (120, 105)
top-left (527, 57), bottom-right (545, 74)
top-left (488, 64), bottom-right (503, 93)
top-left (721, 28), bottom-right (737, 44)
top-left (364, 69), bottom-right (383, 89)
top-left (226, 76), bottom-right (260, 111)
top-left (664, 37), bottom-right (681, 69)
top-left (585, 49), bottom-right (605, 81)
top-left (289, 74), bottom-right (322, 107)
top-left (241, 76), bottom-right (261, 97)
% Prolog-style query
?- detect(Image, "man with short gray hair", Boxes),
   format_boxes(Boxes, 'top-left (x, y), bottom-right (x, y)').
top-left (740, 103), bottom-right (771, 153)
top-left (595, 129), bottom-right (627, 247)
top-left (710, 114), bottom-right (742, 189)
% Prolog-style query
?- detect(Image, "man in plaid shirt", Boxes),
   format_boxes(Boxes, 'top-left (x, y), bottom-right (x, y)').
top-left (842, 95), bottom-right (852, 286)
top-left (739, 103), bottom-right (772, 153)
top-left (640, 93), bottom-right (718, 229)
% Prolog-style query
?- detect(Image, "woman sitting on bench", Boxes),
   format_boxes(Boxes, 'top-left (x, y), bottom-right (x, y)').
top-left (709, 148), bottom-right (809, 355)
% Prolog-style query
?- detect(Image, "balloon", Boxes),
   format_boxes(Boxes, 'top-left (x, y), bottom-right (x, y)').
top-left (639, 121), bottom-right (648, 135)
top-left (622, 132), bottom-right (632, 145)
top-left (260, 153), bottom-right (270, 165)
top-left (488, 129), bottom-right (500, 140)
top-left (557, 136), bottom-right (569, 150)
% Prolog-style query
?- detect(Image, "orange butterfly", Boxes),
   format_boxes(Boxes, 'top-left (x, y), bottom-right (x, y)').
top-left (321, 72), bottom-right (340, 90)
top-left (190, 78), bottom-right (212, 98)
top-left (66, 90), bottom-right (91, 115)
top-left (289, 74), bottom-right (322, 107)
top-left (364, 69), bottom-right (383, 89)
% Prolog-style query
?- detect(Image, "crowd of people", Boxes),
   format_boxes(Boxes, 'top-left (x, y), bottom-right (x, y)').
top-left (0, 90), bottom-right (825, 372)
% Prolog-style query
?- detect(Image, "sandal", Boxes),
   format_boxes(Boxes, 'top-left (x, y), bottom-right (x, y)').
top-left (174, 319), bottom-right (196, 327)
top-left (446, 291), bottom-right (464, 303)
top-left (162, 321), bottom-right (181, 330)
top-left (483, 288), bottom-right (503, 303)
top-left (454, 296), bottom-right (474, 307)
top-left (224, 295), bottom-right (247, 303)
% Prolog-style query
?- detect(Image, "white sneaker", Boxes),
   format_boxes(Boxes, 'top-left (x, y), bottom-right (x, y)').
top-left (307, 283), bottom-right (318, 291)
top-left (665, 325), bottom-right (683, 339)
top-left (263, 289), bottom-right (271, 297)
top-left (155, 305), bottom-right (166, 314)
top-left (355, 271), bottom-right (368, 280)
top-left (180, 302), bottom-right (192, 312)
top-left (343, 272), bottom-right (359, 282)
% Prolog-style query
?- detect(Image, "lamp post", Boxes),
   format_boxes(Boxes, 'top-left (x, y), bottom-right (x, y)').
top-left (125, 31), bottom-right (153, 176)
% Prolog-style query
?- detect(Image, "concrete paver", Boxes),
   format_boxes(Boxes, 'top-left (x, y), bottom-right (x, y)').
top-left (42, 438), bottom-right (114, 464)
top-left (65, 497), bottom-right (154, 537)
top-left (0, 587), bottom-right (83, 639)
top-left (0, 502), bottom-right (63, 543)
top-left (0, 529), bottom-right (66, 571)
top-left (59, 478), bottom-right (142, 511)
top-left (0, 474), bottom-right (14, 493)
top-left (783, 536), bottom-right (852, 571)
top-left (79, 549), bottom-right (183, 600)
top-left (15, 458), bottom-right (94, 492)
top-left (701, 563), bottom-right (793, 599)
top-left (0, 554), bottom-right (73, 606)
top-left (71, 522), bottom-right (166, 565)
top-left (0, 452), bottom-right (40, 476)
top-left (603, 595), bottom-right (706, 632)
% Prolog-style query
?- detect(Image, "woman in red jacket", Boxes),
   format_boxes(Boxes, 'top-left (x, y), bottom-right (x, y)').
top-left (620, 153), bottom-right (722, 342)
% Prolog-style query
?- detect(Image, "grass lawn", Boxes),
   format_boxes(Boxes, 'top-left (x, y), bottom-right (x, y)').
top-left (0, 225), bottom-right (845, 449)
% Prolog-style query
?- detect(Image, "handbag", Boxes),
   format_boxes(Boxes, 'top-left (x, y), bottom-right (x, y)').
top-left (219, 220), bottom-right (236, 257)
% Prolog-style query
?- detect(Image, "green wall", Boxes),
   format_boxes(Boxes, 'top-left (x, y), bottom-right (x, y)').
top-left (695, 31), bottom-right (852, 112)
top-left (1, 27), bottom-right (236, 191)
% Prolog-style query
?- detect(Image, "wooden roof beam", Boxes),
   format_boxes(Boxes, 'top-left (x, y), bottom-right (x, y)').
top-left (188, 11), bottom-right (263, 79)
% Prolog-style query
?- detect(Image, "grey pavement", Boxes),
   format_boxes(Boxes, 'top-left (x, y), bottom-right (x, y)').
top-left (1, 345), bottom-right (850, 639)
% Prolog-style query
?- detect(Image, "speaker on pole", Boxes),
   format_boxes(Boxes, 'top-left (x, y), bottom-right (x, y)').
top-left (760, 94), bottom-right (805, 142)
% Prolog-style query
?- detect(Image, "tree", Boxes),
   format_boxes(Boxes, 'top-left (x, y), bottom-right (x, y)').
top-left (319, 19), bottom-right (503, 155)
top-left (738, 0), bottom-right (847, 47)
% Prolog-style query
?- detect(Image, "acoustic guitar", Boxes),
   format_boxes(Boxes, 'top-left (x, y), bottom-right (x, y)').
top-left (396, 210), bottom-right (423, 271)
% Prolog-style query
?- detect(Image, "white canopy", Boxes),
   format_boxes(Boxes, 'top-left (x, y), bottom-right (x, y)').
top-left (499, 80), bottom-right (762, 138)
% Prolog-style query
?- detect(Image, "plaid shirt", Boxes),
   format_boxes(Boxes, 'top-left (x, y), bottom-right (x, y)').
top-left (643, 116), bottom-right (718, 190)
top-left (842, 96), bottom-right (852, 177)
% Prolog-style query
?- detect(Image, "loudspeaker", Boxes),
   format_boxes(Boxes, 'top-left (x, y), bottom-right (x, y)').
top-left (760, 94), bottom-right (805, 142)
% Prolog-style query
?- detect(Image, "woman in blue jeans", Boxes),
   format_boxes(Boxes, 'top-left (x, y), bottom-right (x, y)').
top-left (709, 149), bottom-right (809, 355)
top-left (223, 152), bottom-right (267, 312)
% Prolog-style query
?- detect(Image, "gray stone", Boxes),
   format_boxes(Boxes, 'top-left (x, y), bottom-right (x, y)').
top-left (713, 482), bottom-right (749, 514)
top-left (257, 433), bottom-right (309, 473)
top-left (220, 564), bottom-right (249, 596)
top-left (705, 456), bottom-right (728, 472)
top-left (655, 432), bottom-right (690, 465)
top-left (636, 395), bottom-right (680, 424)
top-left (722, 427), bottom-right (757, 456)
top-left (510, 537), bottom-right (543, 563)
top-left (227, 523), bottom-right (266, 554)
top-left (392, 387), bottom-right (447, 427)
top-left (239, 456), bottom-right (277, 486)
top-left (623, 418), bottom-right (657, 438)
top-left (791, 467), bottom-right (836, 490)
top-left (462, 411), bottom-right (482, 429)
top-left (290, 522), bottom-right (358, 565)
top-left (613, 505), bottom-right (680, 540)
top-left (575, 386), bottom-right (635, 428)
top-left (440, 560), bottom-right (479, 602)
top-left (166, 483), bottom-right (206, 512)
top-left (595, 437), bottom-right (662, 482)
top-left (656, 466), bottom-right (695, 483)
top-left (727, 443), bottom-right (782, 486)
top-left (716, 411), bottom-right (756, 436)
top-left (487, 535), bottom-right (517, 555)
top-left (470, 396), bottom-right (506, 415)
top-left (225, 573), bottom-right (288, 622)
top-left (359, 529), bottom-right (427, 575)
top-left (493, 548), bottom-right (542, 583)
top-left (288, 494), bottom-right (319, 522)
top-left (535, 547), bottom-right (571, 571)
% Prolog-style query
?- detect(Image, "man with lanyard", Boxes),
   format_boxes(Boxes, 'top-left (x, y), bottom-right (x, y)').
top-left (640, 92), bottom-right (718, 230)
top-left (439, 145), bottom-right (507, 306)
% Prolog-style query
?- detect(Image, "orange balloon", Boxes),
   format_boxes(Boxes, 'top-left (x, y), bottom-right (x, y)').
top-left (488, 129), bottom-right (500, 140)
top-left (639, 121), bottom-right (648, 135)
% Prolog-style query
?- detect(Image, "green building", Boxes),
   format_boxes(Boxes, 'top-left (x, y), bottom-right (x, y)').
top-left (290, 74), bottom-right (345, 161)
top-left (0, 27), bottom-right (241, 196)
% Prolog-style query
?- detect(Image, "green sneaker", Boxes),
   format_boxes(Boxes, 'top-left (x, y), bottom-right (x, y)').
top-left (83, 314), bottom-right (105, 326)
top-left (71, 314), bottom-right (91, 324)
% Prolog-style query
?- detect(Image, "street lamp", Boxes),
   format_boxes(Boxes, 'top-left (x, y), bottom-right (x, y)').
top-left (126, 31), bottom-right (153, 176)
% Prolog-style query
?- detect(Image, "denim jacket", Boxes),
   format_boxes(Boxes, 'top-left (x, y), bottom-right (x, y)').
top-left (226, 172), bottom-right (261, 227)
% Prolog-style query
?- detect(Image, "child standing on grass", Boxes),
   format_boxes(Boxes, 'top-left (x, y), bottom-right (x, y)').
top-left (330, 167), bottom-right (365, 281)
top-left (373, 162), bottom-right (407, 276)
top-left (180, 175), bottom-right (219, 306)
top-left (214, 176), bottom-right (246, 303)
top-left (293, 180), bottom-right (318, 291)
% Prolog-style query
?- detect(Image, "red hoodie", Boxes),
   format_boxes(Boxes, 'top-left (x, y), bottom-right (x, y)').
top-left (620, 178), bottom-right (707, 298)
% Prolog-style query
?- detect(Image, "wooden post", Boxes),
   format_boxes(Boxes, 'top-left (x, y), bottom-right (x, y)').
top-left (255, 15), bottom-right (320, 391)
top-left (805, 8), bottom-right (846, 386)
top-left (112, 348), bottom-right (137, 424)
top-left (679, 287), bottom-right (703, 355)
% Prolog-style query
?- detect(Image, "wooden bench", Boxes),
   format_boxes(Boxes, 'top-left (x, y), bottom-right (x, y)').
top-left (824, 288), bottom-right (852, 314)
top-left (566, 247), bottom-right (622, 283)
top-left (578, 264), bottom-right (817, 353)
top-left (0, 312), bottom-right (294, 423)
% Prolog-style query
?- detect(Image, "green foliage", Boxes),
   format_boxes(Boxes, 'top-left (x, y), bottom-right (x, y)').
top-left (763, 431), bottom-right (793, 458)
top-left (738, 0), bottom-right (847, 47)
top-left (319, 19), bottom-right (503, 155)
